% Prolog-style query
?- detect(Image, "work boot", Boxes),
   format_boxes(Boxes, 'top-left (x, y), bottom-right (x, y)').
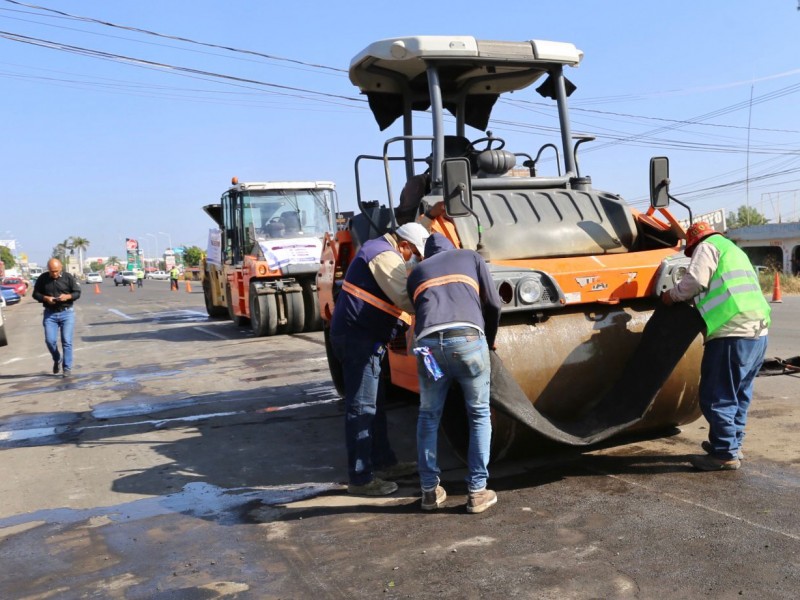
top-left (347, 478), bottom-right (398, 497)
top-left (421, 485), bottom-right (447, 511)
top-left (690, 454), bottom-right (741, 471)
top-left (702, 441), bottom-right (744, 460)
top-left (52, 360), bottom-right (60, 375)
top-left (375, 461), bottom-right (417, 480)
top-left (466, 488), bottom-right (497, 514)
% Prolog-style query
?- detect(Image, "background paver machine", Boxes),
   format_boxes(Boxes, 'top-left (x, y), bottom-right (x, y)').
top-left (318, 36), bottom-right (705, 459)
top-left (204, 179), bottom-right (338, 336)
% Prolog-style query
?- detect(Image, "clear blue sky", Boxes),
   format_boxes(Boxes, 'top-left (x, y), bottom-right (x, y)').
top-left (2, 0), bottom-right (799, 265)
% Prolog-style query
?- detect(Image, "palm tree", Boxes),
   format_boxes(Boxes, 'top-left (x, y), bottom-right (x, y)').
top-left (71, 236), bottom-right (90, 276)
top-left (52, 238), bottom-right (73, 263)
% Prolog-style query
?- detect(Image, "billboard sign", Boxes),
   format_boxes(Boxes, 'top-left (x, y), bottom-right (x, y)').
top-left (678, 209), bottom-right (726, 233)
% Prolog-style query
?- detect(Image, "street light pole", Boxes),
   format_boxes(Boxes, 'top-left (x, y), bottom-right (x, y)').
top-left (145, 233), bottom-right (158, 267)
top-left (158, 231), bottom-right (172, 252)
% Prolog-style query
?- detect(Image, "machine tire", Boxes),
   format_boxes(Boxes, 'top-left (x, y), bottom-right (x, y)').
top-left (203, 280), bottom-right (227, 319)
top-left (301, 280), bottom-right (322, 332)
top-left (278, 288), bottom-right (305, 335)
top-left (249, 283), bottom-right (277, 337)
top-left (226, 284), bottom-right (248, 327)
top-left (323, 326), bottom-right (345, 396)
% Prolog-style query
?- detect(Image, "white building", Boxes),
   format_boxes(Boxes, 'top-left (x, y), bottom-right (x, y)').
top-left (727, 223), bottom-right (800, 275)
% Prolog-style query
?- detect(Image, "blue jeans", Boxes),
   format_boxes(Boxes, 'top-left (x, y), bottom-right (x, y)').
top-left (416, 332), bottom-right (491, 493)
top-left (331, 334), bottom-right (398, 486)
top-left (43, 308), bottom-right (75, 371)
top-left (700, 335), bottom-right (768, 460)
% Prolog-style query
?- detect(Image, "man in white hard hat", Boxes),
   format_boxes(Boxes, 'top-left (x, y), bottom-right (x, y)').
top-left (330, 222), bottom-right (429, 496)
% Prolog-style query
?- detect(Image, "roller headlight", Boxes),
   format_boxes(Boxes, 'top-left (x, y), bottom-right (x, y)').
top-left (672, 266), bottom-right (687, 285)
top-left (517, 277), bottom-right (543, 304)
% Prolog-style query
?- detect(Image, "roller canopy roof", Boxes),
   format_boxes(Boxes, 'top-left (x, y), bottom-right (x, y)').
top-left (349, 36), bottom-right (583, 131)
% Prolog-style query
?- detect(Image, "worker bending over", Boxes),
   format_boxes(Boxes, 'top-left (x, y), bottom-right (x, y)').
top-left (407, 233), bottom-right (502, 513)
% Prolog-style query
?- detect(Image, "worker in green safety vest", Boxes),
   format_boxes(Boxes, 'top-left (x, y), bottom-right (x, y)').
top-left (661, 221), bottom-right (770, 471)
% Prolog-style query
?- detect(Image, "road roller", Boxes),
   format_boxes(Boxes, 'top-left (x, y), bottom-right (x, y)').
top-left (318, 36), bottom-right (704, 460)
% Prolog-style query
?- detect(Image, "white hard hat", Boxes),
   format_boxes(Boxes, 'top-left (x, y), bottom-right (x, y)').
top-left (395, 222), bottom-right (430, 255)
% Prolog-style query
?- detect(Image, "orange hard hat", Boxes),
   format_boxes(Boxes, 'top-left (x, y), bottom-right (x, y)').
top-left (684, 221), bottom-right (720, 256)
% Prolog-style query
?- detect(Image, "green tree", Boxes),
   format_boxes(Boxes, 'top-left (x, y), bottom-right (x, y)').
top-left (89, 261), bottom-right (103, 272)
top-left (726, 206), bottom-right (769, 229)
top-left (107, 255), bottom-right (121, 267)
top-left (71, 236), bottom-right (90, 275)
top-left (0, 245), bottom-right (15, 270)
top-left (182, 245), bottom-right (204, 267)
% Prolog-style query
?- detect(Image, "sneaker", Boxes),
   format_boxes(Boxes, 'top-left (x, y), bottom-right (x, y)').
top-left (62, 370), bottom-right (72, 379)
top-left (702, 441), bottom-right (744, 460)
top-left (690, 454), bottom-right (741, 471)
top-left (53, 360), bottom-right (60, 375)
top-left (375, 461), bottom-right (417, 480)
top-left (421, 486), bottom-right (447, 511)
top-left (466, 488), bottom-right (497, 514)
top-left (347, 478), bottom-right (398, 496)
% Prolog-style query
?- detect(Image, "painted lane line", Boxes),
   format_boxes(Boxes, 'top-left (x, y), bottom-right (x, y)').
top-left (598, 470), bottom-right (800, 542)
top-left (108, 309), bottom-right (134, 320)
top-left (193, 326), bottom-right (229, 340)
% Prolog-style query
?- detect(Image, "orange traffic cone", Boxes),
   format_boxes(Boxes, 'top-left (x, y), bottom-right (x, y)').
top-left (771, 271), bottom-right (783, 303)
top-left (185, 279), bottom-right (192, 293)
top-left (129, 282), bottom-right (134, 292)
top-left (94, 283), bottom-right (101, 294)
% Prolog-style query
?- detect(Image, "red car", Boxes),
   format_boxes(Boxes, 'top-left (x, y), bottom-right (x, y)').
top-left (1, 277), bottom-right (28, 297)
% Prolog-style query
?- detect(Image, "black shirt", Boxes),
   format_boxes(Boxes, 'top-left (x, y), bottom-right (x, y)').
top-left (32, 271), bottom-right (82, 310)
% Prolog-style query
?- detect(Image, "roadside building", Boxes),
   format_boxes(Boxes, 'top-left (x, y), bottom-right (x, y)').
top-left (727, 223), bottom-right (800, 274)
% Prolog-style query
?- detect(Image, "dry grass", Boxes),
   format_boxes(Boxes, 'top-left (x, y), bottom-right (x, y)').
top-left (759, 271), bottom-right (800, 295)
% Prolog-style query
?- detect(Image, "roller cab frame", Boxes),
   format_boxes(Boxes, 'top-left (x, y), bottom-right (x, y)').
top-left (319, 36), bottom-right (703, 458)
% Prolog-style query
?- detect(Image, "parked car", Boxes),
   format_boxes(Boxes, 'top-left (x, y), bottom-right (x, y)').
top-left (114, 271), bottom-right (137, 286)
top-left (0, 294), bottom-right (7, 347)
top-left (146, 270), bottom-right (169, 280)
top-left (0, 286), bottom-right (21, 305)
top-left (1, 277), bottom-right (28, 297)
top-left (86, 272), bottom-right (103, 284)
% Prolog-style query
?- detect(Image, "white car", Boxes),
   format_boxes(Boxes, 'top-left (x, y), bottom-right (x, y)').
top-left (146, 270), bottom-right (170, 281)
top-left (86, 272), bottom-right (103, 284)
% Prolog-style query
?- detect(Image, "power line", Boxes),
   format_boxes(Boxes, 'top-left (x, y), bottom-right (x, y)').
top-left (1, 0), bottom-right (346, 73)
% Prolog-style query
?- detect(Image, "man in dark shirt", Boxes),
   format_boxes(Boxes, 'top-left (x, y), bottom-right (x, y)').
top-left (32, 258), bottom-right (81, 377)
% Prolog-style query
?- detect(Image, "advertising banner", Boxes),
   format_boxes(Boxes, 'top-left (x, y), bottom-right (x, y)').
top-left (126, 238), bottom-right (139, 269)
top-left (206, 229), bottom-right (222, 265)
top-left (678, 209), bottom-right (726, 233)
top-left (258, 238), bottom-right (322, 271)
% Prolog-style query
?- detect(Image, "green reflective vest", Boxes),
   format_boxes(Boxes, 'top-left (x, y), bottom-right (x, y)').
top-left (695, 235), bottom-right (771, 337)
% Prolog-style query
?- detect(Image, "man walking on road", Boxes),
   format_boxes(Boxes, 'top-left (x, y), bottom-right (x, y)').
top-left (136, 269), bottom-right (144, 288)
top-left (407, 233), bottom-right (502, 513)
top-left (330, 223), bottom-right (429, 496)
top-left (32, 258), bottom-right (82, 378)
top-left (662, 221), bottom-right (770, 471)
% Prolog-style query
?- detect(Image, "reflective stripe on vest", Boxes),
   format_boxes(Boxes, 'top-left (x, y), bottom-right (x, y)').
top-left (411, 274), bottom-right (479, 303)
top-left (342, 280), bottom-right (412, 326)
top-left (695, 236), bottom-right (771, 336)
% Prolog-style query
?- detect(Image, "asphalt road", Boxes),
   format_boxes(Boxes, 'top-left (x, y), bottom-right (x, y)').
top-left (0, 282), bottom-right (798, 599)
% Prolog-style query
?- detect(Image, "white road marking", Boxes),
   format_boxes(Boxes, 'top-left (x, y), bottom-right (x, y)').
top-left (108, 309), bottom-right (134, 320)
top-left (193, 326), bottom-right (229, 340)
top-left (601, 471), bottom-right (800, 542)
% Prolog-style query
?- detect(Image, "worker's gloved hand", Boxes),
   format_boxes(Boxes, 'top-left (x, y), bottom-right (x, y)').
top-left (660, 290), bottom-right (674, 306)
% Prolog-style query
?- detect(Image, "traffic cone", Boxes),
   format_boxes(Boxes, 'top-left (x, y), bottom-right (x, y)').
top-left (185, 279), bottom-right (192, 293)
top-left (129, 282), bottom-right (134, 292)
top-left (771, 271), bottom-right (783, 303)
top-left (94, 283), bottom-right (101, 294)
